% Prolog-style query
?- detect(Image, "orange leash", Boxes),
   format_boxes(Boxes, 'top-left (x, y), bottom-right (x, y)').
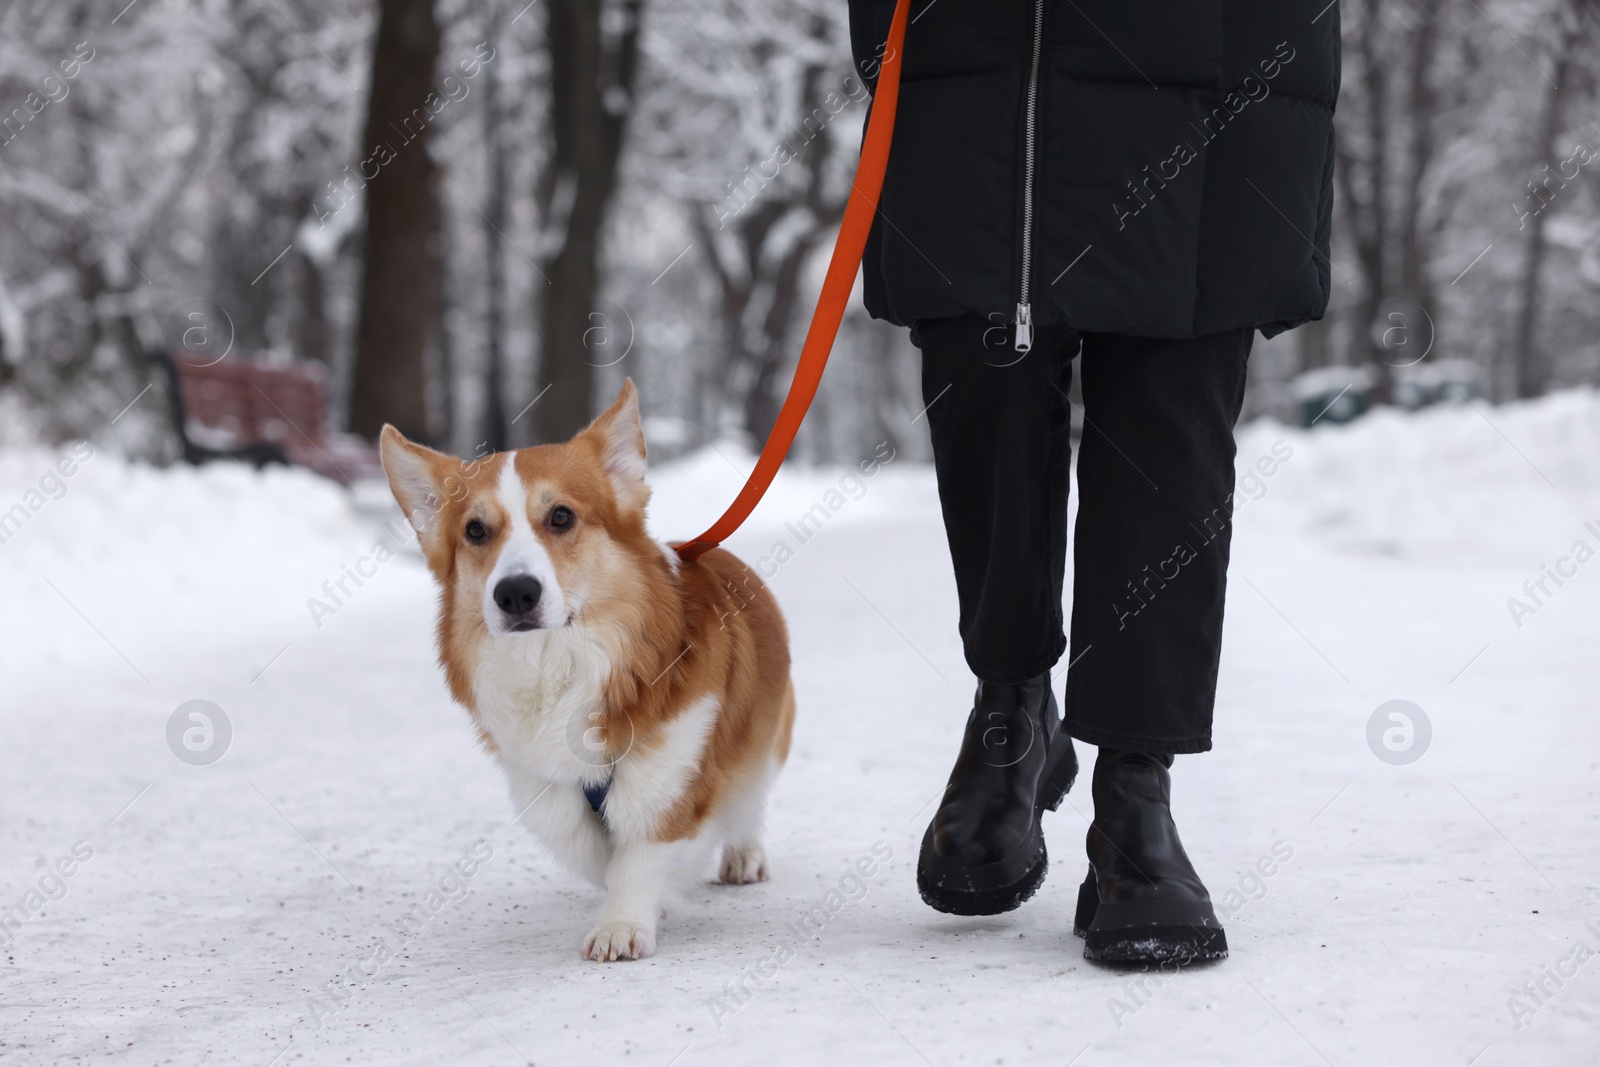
top-left (675, 0), bottom-right (911, 562)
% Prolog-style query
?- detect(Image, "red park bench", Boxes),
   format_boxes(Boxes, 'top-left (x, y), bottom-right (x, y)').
top-left (154, 351), bottom-right (384, 485)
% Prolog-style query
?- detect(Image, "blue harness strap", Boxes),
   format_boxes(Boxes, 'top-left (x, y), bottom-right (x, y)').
top-left (583, 778), bottom-right (610, 814)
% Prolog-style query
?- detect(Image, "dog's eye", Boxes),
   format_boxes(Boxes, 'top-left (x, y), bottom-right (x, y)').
top-left (464, 518), bottom-right (489, 544)
top-left (549, 506), bottom-right (574, 530)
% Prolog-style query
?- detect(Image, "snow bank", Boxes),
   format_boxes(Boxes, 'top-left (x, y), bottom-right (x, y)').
top-left (1238, 387), bottom-right (1600, 565)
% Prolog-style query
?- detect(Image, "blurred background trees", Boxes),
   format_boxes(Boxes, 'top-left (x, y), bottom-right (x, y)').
top-left (1262, 0), bottom-right (1600, 422)
top-left (0, 0), bottom-right (1597, 462)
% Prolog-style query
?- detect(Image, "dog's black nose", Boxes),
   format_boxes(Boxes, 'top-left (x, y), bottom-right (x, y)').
top-left (493, 575), bottom-right (543, 621)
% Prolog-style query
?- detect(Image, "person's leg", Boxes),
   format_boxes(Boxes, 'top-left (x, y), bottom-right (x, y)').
top-left (916, 315), bottom-right (1073, 683)
top-left (1064, 326), bottom-right (1253, 964)
top-left (912, 315), bottom-right (1080, 915)
top-left (1065, 327), bottom-right (1254, 751)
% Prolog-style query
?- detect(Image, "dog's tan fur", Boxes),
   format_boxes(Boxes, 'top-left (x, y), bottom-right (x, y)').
top-left (380, 380), bottom-right (793, 960)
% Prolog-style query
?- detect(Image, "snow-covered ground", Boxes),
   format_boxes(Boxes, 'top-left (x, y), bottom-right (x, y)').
top-left (3, 391), bottom-right (1599, 1066)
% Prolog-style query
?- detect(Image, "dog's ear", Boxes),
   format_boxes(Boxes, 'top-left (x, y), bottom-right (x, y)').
top-left (580, 378), bottom-right (649, 513)
top-left (379, 425), bottom-right (455, 540)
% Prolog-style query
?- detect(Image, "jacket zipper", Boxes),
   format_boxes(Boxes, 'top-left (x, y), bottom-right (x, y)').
top-left (1014, 0), bottom-right (1045, 352)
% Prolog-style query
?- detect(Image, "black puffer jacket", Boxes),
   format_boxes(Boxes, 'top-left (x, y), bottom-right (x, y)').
top-left (848, 0), bottom-right (1340, 341)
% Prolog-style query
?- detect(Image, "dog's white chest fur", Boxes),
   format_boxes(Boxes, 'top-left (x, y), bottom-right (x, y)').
top-left (472, 624), bottom-right (618, 789)
top-left (471, 626), bottom-right (720, 845)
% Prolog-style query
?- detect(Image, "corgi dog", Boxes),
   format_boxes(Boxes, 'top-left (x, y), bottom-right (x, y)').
top-left (379, 380), bottom-right (794, 961)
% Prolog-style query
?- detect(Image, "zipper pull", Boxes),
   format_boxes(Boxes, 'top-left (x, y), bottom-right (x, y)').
top-left (1014, 302), bottom-right (1033, 353)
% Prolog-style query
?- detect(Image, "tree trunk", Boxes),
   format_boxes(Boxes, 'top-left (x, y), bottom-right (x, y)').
top-left (1512, 22), bottom-right (1581, 398)
top-left (534, 0), bottom-right (644, 444)
top-left (349, 0), bottom-right (442, 441)
top-left (1398, 0), bottom-right (1442, 336)
top-left (870, 318), bottom-right (911, 458)
top-left (693, 204), bottom-right (781, 432)
top-left (1354, 0), bottom-right (1392, 401)
top-left (434, 178), bottom-right (454, 446)
top-left (481, 10), bottom-right (510, 453)
top-left (1297, 314), bottom-right (1331, 372)
top-left (295, 255), bottom-right (329, 367)
top-left (742, 231), bottom-right (824, 443)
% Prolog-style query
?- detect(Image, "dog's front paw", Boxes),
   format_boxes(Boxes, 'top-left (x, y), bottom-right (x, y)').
top-left (582, 921), bottom-right (656, 962)
top-left (719, 842), bottom-right (769, 885)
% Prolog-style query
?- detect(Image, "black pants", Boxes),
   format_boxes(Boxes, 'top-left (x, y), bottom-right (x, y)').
top-left (913, 315), bottom-right (1253, 754)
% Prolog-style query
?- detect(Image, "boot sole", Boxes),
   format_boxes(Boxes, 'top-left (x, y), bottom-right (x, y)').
top-left (917, 732), bottom-right (1078, 917)
top-left (1074, 868), bottom-right (1229, 963)
top-left (916, 828), bottom-right (1050, 916)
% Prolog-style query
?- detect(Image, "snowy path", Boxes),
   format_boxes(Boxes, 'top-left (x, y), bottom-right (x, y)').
top-left (4, 394), bottom-right (1600, 1066)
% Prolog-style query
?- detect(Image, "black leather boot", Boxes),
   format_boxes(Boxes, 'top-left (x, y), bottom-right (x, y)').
top-left (917, 674), bottom-right (1078, 915)
top-left (1075, 749), bottom-right (1228, 963)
